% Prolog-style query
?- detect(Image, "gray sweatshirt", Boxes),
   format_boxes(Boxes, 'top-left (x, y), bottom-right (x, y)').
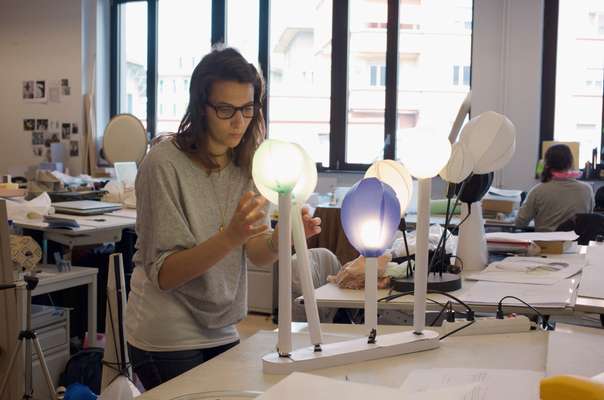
top-left (515, 179), bottom-right (594, 232)
top-left (127, 140), bottom-right (258, 351)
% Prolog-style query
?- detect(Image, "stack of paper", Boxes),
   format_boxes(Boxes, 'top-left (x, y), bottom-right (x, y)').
top-left (459, 278), bottom-right (580, 308)
top-left (466, 256), bottom-right (584, 285)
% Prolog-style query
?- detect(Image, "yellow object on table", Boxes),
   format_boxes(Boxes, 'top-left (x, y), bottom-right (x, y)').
top-left (540, 374), bottom-right (604, 400)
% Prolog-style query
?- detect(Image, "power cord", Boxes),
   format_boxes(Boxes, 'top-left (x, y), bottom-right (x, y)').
top-left (496, 295), bottom-right (554, 330)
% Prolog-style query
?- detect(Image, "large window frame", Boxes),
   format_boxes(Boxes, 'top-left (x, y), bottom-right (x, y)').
top-left (540, 0), bottom-right (604, 162)
top-left (110, 0), bottom-right (474, 172)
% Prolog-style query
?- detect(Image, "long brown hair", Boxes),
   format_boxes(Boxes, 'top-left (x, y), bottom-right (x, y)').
top-left (174, 46), bottom-right (266, 175)
top-left (541, 144), bottom-right (574, 183)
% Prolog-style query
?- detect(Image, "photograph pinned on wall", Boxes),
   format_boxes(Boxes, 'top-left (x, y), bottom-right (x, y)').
top-left (61, 78), bottom-right (69, 87)
top-left (22, 81), bottom-right (34, 99)
top-left (50, 133), bottom-right (60, 143)
top-left (33, 146), bottom-right (43, 157)
top-left (61, 127), bottom-right (70, 140)
top-left (61, 123), bottom-right (71, 138)
top-left (62, 86), bottom-right (71, 96)
top-left (34, 80), bottom-right (47, 101)
top-left (36, 119), bottom-right (48, 131)
top-left (32, 132), bottom-right (44, 145)
top-left (44, 138), bottom-right (51, 148)
top-left (23, 119), bottom-right (35, 131)
top-left (71, 123), bottom-right (78, 134)
top-left (70, 140), bottom-right (79, 157)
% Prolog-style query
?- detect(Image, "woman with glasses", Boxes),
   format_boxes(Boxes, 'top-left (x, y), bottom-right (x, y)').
top-left (126, 46), bottom-right (322, 390)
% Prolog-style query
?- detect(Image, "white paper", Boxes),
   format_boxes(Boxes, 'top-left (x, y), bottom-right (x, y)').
top-left (485, 231), bottom-right (578, 242)
top-left (257, 372), bottom-right (472, 400)
top-left (546, 331), bottom-right (604, 377)
top-left (400, 368), bottom-right (544, 400)
top-left (488, 187), bottom-right (523, 198)
top-left (466, 256), bottom-right (584, 285)
top-left (578, 266), bottom-right (604, 299)
top-left (459, 278), bottom-right (579, 307)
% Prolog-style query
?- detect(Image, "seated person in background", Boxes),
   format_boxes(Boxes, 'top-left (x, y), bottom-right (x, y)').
top-left (515, 144), bottom-right (594, 231)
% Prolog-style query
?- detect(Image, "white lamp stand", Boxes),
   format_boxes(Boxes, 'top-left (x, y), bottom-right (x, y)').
top-left (263, 179), bottom-right (440, 374)
top-left (277, 192), bottom-right (293, 356)
top-left (456, 201), bottom-right (487, 271)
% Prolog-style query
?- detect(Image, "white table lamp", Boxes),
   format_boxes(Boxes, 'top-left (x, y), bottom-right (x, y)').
top-left (254, 141), bottom-right (324, 352)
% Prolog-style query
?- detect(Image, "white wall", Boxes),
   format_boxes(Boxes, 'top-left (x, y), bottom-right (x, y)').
top-left (0, 0), bottom-right (85, 177)
top-left (472, 0), bottom-right (544, 191)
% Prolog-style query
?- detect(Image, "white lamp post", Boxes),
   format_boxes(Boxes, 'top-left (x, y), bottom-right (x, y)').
top-left (399, 131), bottom-right (451, 334)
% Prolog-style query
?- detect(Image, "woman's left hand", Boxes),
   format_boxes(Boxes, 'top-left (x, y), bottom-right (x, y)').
top-left (301, 206), bottom-right (321, 239)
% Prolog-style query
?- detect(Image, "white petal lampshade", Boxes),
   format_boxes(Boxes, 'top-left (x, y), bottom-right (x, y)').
top-left (255, 143), bottom-right (318, 205)
top-left (439, 141), bottom-right (475, 184)
top-left (399, 131), bottom-right (452, 179)
top-left (365, 160), bottom-right (413, 216)
top-left (252, 139), bottom-right (305, 195)
top-left (459, 111), bottom-right (516, 174)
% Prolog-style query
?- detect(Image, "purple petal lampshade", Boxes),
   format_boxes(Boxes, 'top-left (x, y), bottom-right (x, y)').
top-left (341, 177), bottom-right (401, 257)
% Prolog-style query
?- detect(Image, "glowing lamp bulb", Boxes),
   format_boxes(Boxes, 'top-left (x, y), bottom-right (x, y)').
top-left (399, 131), bottom-right (452, 179)
top-left (252, 139), bottom-right (304, 194)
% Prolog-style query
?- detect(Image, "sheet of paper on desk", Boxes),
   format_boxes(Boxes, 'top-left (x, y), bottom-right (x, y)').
top-left (466, 256), bottom-right (584, 285)
top-left (485, 231), bottom-right (578, 242)
top-left (578, 265), bottom-right (604, 299)
top-left (255, 372), bottom-right (469, 400)
top-left (459, 278), bottom-right (579, 307)
top-left (546, 331), bottom-right (604, 377)
top-left (488, 187), bottom-right (523, 198)
top-left (400, 368), bottom-right (544, 400)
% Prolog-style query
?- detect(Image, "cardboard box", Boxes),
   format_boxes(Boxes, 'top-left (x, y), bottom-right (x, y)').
top-left (482, 198), bottom-right (516, 214)
top-left (535, 240), bottom-right (573, 254)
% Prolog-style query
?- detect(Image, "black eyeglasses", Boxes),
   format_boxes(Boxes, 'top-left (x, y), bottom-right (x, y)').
top-left (206, 102), bottom-right (257, 120)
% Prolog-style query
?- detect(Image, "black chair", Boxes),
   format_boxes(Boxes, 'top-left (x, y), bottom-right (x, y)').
top-left (595, 186), bottom-right (604, 212)
top-left (556, 213), bottom-right (604, 245)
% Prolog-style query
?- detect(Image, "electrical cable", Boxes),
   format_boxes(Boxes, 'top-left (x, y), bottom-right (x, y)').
top-left (439, 320), bottom-right (476, 340)
top-left (496, 295), bottom-right (554, 330)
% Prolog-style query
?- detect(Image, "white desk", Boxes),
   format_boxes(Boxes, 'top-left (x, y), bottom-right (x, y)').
top-left (24, 265), bottom-right (98, 346)
top-left (136, 323), bottom-right (604, 399)
top-left (13, 211), bottom-right (136, 263)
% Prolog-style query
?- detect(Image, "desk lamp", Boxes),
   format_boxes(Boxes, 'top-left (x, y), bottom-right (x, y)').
top-left (252, 139), bottom-right (308, 356)
top-left (254, 140), bottom-right (324, 353)
top-left (399, 130), bottom-right (452, 334)
top-left (340, 177), bottom-right (400, 342)
top-left (260, 144), bottom-right (438, 375)
top-left (449, 111), bottom-right (516, 271)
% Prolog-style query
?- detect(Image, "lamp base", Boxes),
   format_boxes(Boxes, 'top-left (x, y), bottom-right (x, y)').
top-left (262, 330), bottom-right (439, 374)
top-left (391, 273), bottom-right (462, 293)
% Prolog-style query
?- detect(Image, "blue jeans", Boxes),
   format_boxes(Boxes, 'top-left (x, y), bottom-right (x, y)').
top-left (128, 340), bottom-right (239, 391)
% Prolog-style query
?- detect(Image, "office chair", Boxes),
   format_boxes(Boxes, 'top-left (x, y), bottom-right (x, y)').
top-left (557, 213), bottom-right (604, 245)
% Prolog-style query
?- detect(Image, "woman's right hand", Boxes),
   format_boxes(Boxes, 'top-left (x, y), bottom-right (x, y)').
top-left (224, 191), bottom-right (269, 246)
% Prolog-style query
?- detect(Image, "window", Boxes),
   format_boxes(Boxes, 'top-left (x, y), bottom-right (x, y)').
top-left (268, 0), bottom-right (332, 167)
top-left (452, 65), bottom-right (470, 86)
top-left (369, 65), bottom-right (387, 86)
top-left (542, 0), bottom-right (604, 166)
top-left (157, 0), bottom-right (211, 134)
top-left (226, 0), bottom-right (259, 66)
top-left (115, 1), bottom-right (148, 130)
top-left (396, 0), bottom-right (472, 160)
top-left (112, 0), bottom-right (473, 171)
